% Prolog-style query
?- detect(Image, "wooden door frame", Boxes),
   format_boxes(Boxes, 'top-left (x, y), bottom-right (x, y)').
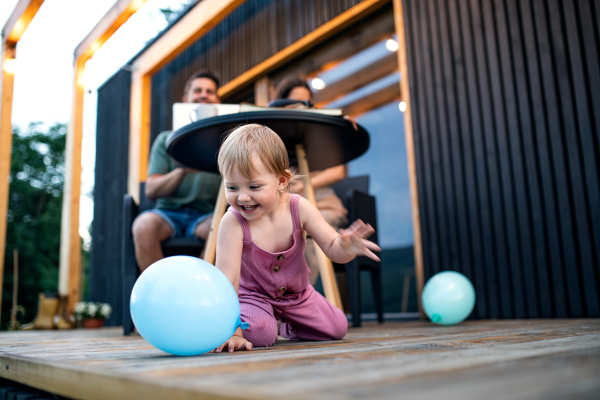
top-left (393, 0), bottom-right (424, 312)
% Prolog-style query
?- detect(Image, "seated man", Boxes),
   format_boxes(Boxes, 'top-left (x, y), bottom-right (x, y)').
top-left (132, 70), bottom-right (222, 271)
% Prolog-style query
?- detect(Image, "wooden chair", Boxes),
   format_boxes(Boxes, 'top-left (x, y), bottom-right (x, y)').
top-left (121, 183), bottom-right (205, 335)
top-left (331, 176), bottom-right (383, 327)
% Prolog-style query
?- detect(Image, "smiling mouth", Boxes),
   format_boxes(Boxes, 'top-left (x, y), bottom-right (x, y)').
top-left (240, 204), bottom-right (258, 214)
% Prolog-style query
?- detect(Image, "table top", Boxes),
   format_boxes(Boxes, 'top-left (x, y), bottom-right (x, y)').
top-left (166, 110), bottom-right (370, 173)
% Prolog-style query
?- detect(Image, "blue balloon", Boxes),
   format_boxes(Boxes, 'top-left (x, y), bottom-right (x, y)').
top-left (421, 271), bottom-right (475, 325)
top-left (130, 256), bottom-right (246, 356)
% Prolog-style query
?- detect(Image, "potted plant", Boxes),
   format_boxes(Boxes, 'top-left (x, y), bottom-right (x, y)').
top-left (74, 302), bottom-right (112, 328)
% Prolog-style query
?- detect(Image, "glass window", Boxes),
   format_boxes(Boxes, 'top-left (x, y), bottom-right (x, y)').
top-left (350, 101), bottom-right (413, 249)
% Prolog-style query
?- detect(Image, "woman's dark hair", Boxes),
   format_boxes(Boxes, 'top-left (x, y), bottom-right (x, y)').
top-left (273, 77), bottom-right (312, 100)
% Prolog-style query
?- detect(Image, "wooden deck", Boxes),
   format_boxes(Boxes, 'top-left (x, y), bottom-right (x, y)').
top-left (0, 319), bottom-right (598, 400)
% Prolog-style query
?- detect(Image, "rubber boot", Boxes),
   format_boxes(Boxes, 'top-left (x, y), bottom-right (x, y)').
top-left (55, 295), bottom-right (74, 329)
top-left (21, 293), bottom-right (59, 330)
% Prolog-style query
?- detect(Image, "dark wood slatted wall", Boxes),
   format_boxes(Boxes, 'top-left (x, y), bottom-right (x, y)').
top-left (403, 0), bottom-right (600, 318)
top-left (150, 0), bottom-right (364, 141)
top-left (90, 70), bottom-right (131, 325)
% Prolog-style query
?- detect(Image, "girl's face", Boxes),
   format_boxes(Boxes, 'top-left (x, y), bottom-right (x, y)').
top-left (224, 153), bottom-right (290, 221)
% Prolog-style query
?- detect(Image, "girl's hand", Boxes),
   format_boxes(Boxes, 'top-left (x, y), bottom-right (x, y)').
top-left (338, 219), bottom-right (381, 261)
top-left (211, 334), bottom-right (253, 353)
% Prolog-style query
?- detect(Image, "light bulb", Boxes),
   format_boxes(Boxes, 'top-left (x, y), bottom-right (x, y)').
top-left (311, 77), bottom-right (325, 90)
top-left (399, 101), bottom-right (407, 112)
top-left (386, 39), bottom-right (399, 52)
top-left (3, 58), bottom-right (17, 74)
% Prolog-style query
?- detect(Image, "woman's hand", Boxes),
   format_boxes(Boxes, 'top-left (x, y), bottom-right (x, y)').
top-left (338, 219), bottom-right (381, 261)
top-left (211, 334), bottom-right (253, 353)
top-left (289, 178), bottom-right (304, 196)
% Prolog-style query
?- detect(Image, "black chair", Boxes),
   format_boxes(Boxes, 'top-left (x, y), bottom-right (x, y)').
top-left (331, 176), bottom-right (383, 327)
top-left (121, 183), bottom-right (205, 335)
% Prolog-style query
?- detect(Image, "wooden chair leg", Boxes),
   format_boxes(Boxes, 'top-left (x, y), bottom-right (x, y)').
top-left (202, 181), bottom-right (228, 265)
top-left (295, 144), bottom-right (343, 310)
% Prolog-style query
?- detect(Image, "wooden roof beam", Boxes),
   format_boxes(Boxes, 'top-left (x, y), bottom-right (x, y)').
top-left (218, 0), bottom-right (393, 98)
top-left (2, 0), bottom-right (44, 44)
top-left (74, 0), bottom-right (146, 63)
top-left (272, 9), bottom-right (396, 87)
top-left (340, 77), bottom-right (400, 116)
top-left (314, 52), bottom-right (398, 105)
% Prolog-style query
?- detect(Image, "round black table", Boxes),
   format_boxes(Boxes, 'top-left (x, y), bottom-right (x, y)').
top-left (166, 110), bottom-right (370, 173)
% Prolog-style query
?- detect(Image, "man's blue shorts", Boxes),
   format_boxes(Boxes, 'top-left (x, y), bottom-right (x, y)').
top-left (142, 208), bottom-right (212, 239)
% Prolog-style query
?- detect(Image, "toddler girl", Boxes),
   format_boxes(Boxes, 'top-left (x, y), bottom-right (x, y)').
top-left (214, 124), bottom-right (380, 352)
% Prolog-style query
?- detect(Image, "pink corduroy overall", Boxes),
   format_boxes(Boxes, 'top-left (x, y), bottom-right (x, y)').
top-left (229, 194), bottom-right (348, 347)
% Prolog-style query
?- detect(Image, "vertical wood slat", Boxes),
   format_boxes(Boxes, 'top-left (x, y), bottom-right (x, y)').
top-left (562, 0), bottom-right (600, 316)
top-left (439, 0), bottom-right (486, 318)
top-left (545, 0), bottom-right (584, 317)
top-left (493, 0), bottom-right (531, 318)
top-left (406, 0), bottom-right (435, 288)
top-left (505, 0), bottom-right (546, 318)
top-left (416, 0), bottom-right (445, 279)
top-left (426, 0), bottom-right (461, 281)
top-left (401, 0), bottom-right (429, 309)
top-left (478, 0), bottom-right (514, 319)
top-left (524, 0), bottom-right (568, 318)
top-left (404, 0), bottom-right (600, 318)
top-left (577, 0), bottom-right (600, 301)
top-left (463, 0), bottom-right (500, 319)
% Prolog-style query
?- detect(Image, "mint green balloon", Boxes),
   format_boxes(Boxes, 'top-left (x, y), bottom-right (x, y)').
top-left (422, 271), bottom-right (475, 325)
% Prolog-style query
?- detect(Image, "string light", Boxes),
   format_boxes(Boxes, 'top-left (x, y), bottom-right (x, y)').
top-left (399, 101), bottom-right (407, 112)
top-left (131, 0), bottom-right (146, 11)
top-left (386, 39), bottom-right (398, 52)
top-left (311, 77), bottom-right (325, 90)
top-left (3, 58), bottom-right (17, 74)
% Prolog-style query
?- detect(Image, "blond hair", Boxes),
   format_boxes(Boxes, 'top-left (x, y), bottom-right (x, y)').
top-left (218, 124), bottom-right (294, 188)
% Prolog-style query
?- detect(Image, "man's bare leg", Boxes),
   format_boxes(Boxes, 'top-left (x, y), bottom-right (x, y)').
top-left (132, 213), bottom-right (173, 271)
top-left (194, 215), bottom-right (213, 259)
top-left (193, 215), bottom-right (213, 240)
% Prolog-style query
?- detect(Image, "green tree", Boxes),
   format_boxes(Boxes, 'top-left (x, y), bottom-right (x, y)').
top-left (1, 123), bottom-right (67, 329)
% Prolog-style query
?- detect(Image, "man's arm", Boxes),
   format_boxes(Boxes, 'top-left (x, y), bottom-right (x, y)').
top-left (145, 168), bottom-right (196, 200)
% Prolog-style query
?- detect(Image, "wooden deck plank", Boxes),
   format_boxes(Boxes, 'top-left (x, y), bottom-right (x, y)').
top-left (0, 320), bottom-right (598, 400)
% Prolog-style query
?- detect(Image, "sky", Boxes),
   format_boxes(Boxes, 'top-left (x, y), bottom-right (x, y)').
top-left (0, 0), bottom-right (191, 248)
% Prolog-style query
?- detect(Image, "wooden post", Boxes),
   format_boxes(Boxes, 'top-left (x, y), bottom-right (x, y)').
top-left (296, 144), bottom-right (343, 310)
top-left (128, 73), bottom-right (152, 203)
top-left (59, 58), bottom-right (85, 314)
top-left (10, 249), bottom-right (18, 330)
top-left (0, 43), bottom-right (16, 324)
top-left (393, 0), bottom-right (425, 315)
top-left (0, 0), bottom-right (46, 324)
top-left (202, 182), bottom-right (228, 265)
top-left (59, 0), bottom-right (149, 314)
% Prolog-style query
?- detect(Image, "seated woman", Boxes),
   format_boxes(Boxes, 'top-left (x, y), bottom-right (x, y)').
top-left (273, 77), bottom-right (348, 285)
